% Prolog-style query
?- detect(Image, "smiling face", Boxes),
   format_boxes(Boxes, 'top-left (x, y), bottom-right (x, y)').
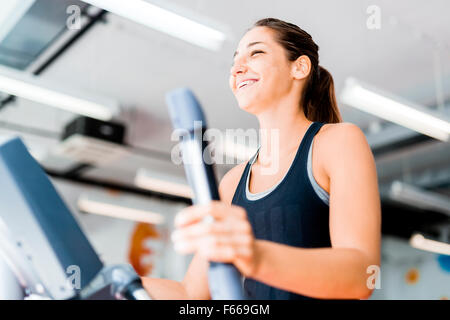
top-left (229, 26), bottom-right (301, 115)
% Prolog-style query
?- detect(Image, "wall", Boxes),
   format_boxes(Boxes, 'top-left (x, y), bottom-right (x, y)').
top-left (370, 236), bottom-right (450, 300)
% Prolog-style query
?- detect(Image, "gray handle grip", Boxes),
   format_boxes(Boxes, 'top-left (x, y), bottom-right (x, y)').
top-left (166, 88), bottom-right (246, 300)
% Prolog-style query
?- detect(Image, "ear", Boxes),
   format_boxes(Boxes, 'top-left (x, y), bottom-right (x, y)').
top-left (291, 55), bottom-right (311, 80)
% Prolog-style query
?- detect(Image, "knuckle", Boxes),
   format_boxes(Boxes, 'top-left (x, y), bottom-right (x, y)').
top-left (206, 203), bottom-right (215, 212)
top-left (244, 235), bottom-right (253, 245)
top-left (199, 246), bottom-right (210, 258)
top-left (204, 223), bottom-right (215, 234)
top-left (206, 235), bottom-right (218, 246)
top-left (241, 221), bottom-right (252, 233)
top-left (239, 208), bottom-right (248, 219)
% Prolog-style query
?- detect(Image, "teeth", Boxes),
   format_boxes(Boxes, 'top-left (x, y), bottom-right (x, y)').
top-left (238, 79), bottom-right (257, 89)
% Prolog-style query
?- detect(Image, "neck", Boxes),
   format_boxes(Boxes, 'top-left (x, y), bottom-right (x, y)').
top-left (255, 96), bottom-right (312, 165)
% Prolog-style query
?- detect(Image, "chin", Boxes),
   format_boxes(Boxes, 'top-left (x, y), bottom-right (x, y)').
top-left (235, 93), bottom-right (261, 114)
top-left (237, 101), bottom-right (260, 115)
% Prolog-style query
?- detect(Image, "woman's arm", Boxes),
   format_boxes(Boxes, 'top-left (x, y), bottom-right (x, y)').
top-left (250, 242), bottom-right (375, 299)
top-left (249, 123), bottom-right (381, 299)
top-left (141, 252), bottom-right (210, 299)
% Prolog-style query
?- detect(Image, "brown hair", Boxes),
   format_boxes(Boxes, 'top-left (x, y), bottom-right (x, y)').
top-left (253, 18), bottom-right (342, 123)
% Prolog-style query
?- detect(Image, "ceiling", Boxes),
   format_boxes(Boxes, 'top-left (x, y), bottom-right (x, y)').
top-left (0, 0), bottom-right (449, 236)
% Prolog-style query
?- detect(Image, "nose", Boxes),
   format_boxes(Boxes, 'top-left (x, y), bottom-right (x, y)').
top-left (230, 60), bottom-right (247, 77)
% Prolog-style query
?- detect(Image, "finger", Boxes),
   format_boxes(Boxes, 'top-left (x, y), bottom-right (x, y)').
top-left (173, 234), bottom-right (226, 254)
top-left (172, 219), bottom-right (251, 242)
top-left (201, 246), bottom-right (236, 262)
top-left (174, 233), bottom-right (253, 259)
top-left (199, 242), bottom-right (252, 262)
top-left (174, 206), bottom-right (207, 227)
top-left (175, 204), bottom-right (222, 227)
top-left (230, 205), bottom-right (247, 219)
top-left (212, 201), bottom-right (247, 220)
top-left (174, 228), bottom-right (248, 246)
top-left (175, 202), bottom-right (247, 228)
top-left (173, 239), bottom-right (198, 254)
top-left (172, 222), bottom-right (213, 242)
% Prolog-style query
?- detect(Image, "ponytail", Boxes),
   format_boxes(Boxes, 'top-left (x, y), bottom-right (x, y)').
top-left (253, 18), bottom-right (342, 123)
top-left (302, 65), bottom-right (342, 123)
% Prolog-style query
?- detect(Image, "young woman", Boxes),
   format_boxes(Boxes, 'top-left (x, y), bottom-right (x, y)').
top-left (142, 18), bottom-right (381, 300)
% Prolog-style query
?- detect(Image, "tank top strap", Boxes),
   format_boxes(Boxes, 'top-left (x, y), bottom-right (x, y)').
top-left (285, 121), bottom-right (324, 176)
top-left (296, 121), bottom-right (324, 166)
top-left (231, 153), bottom-right (254, 203)
top-left (232, 122), bottom-right (324, 203)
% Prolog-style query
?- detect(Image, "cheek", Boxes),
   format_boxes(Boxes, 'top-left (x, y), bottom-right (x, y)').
top-left (228, 76), bottom-right (235, 92)
top-left (253, 64), bottom-right (287, 98)
top-left (259, 63), bottom-right (291, 95)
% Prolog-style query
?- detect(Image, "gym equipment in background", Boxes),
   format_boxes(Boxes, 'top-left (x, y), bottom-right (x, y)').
top-left (0, 136), bottom-right (150, 300)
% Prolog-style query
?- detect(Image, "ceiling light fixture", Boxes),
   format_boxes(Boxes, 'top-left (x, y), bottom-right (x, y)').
top-left (0, 65), bottom-right (119, 121)
top-left (78, 192), bottom-right (165, 224)
top-left (135, 168), bottom-right (193, 199)
top-left (340, 77), bottom-right (450, 142)
top-left (410, 233), bottom-right (450, 256)
top-left (81, 0), bottom-right (227, 51)
top-left (389, 181), bottom-right (450, 216)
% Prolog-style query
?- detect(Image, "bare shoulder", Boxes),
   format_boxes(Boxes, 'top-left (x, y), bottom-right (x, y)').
top-left (316, 122), bottom-right (369, 150)
top-left (318, 122), bottom-right (365, 139)
top-left (314, 122), bottom-right (373, 173)
top-left (219, 162), bottom-right (247, 204)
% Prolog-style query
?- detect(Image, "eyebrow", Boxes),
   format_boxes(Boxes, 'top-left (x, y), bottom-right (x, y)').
top-left (233, 41), bottom-right (265, 58)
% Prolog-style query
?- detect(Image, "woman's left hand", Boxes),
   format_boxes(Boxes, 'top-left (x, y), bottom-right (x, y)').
top-left (171, 201), bottom-right (257, 277)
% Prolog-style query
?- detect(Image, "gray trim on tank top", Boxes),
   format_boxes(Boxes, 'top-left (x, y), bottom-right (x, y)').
top-left (245, 137), bottom-right (330, 205)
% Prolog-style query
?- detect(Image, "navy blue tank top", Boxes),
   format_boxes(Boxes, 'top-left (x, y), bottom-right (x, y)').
top-left (231, 122), bottom-right (331, 300)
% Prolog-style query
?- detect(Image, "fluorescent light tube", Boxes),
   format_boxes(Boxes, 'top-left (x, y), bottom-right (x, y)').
top-left (0, 65), bottom-right (119, 121)
top-left (410, 233), bottom-right (450, 256)
top-left (81, 0), bottom-right (227, 51)
top-left (78, 192), bottom-right (165, 224)
top-left (389, 181), bottom-right (450, 216)
top-left (340, 77), bottom-right (450, 142)
top-left (135, 168), bottom-right (193, 199)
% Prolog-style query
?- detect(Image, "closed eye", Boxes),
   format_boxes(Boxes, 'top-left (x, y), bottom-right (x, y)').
top-left (251, 50), bottom-right (264, 56)
top-left (230, 50), bottom-right (265, 68)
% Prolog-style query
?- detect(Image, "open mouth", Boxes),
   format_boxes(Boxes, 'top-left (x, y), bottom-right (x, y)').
top-left (237, 79), bottom-right (259, 90)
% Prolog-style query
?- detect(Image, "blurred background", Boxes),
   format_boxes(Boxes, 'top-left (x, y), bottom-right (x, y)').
top-left (0, 0), bottom-right (448, 299)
